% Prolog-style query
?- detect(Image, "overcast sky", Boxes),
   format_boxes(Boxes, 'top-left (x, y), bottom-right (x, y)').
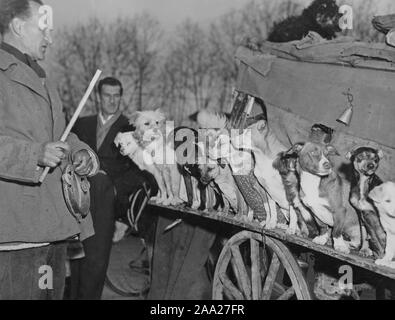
top-left (46, 0), bottom-right (248, 29)
top-left (45, 0), bottom-right (394, 30)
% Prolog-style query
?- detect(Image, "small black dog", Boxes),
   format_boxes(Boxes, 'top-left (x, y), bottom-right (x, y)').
top-left (347, 147), bottom-right (387, 257)
top-left (268, 0), bottom-right (342, 43)
top-left (174, 127), bottom-right (207, 211)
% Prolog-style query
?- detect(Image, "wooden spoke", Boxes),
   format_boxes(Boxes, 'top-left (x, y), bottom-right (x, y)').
top-left (219, 274), bottom-right (244, 300)
top-left (213, 231), bottom-right (312, 300)
top-left (230, 245), bottom-right (252, 300)
top-left (277, 286), bottom-right (296, 300)
top-left (261, 254), bottom-right (281, 300)
top-left (250, 238), bottom-right (262, 300)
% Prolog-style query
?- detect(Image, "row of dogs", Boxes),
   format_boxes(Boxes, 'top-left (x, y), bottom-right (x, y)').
top-left (114, 108), bottom-right (395, 269)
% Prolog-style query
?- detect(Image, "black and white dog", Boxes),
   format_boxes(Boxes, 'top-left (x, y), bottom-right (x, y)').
top-left (268, 0), bottom-right (342, 43)
top-left (347, 147), bottom-right (387, 257)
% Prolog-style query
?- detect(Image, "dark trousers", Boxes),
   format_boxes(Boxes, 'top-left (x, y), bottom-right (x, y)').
top-left (0, 242), bottom-right (67, 300)
top-left (70, 173), bottom-right (116, 300)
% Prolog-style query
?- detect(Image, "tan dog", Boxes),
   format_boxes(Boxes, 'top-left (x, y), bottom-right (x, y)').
top-left (128, 110), bottom-right (183, 206)
top-left (199, 162), bottom-right (249, 217)
top-left (369, 182), bottom-right (395, 268)
top-left (114, 132), bottom-right (166, 203)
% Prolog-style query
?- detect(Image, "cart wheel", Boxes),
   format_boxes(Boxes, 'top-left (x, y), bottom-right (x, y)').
top-left (213, 231), bottom-right (312, 300)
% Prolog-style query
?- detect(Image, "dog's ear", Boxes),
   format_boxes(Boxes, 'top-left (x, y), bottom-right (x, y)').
top-left (217, 158), bottom-right (228, 167)
top-left (114, 133), bottom-right (122, 147)
top-left (369, 185), bottom-right (383, 203)
top-left (290, 143), bottom-right (304, 154)
top-left (345, 151), bottom-right (353, 161)
top-left (326, 145), bottom-right (340, 156)
top-left (272, 154), bottom-right (283, 172)
top-left (256, 120), bottom-right (267, 133)
top-left (377, 149), bottom-right (384, 160)
top-left (128, 112), bottom-right (141, 126)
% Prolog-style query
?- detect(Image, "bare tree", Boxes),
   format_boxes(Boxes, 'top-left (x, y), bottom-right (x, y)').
top-left (52, 14), bottom-right (162, 120)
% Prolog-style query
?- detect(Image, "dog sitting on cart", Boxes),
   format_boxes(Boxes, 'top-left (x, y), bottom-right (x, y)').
top-left (115, 32), bottom-right (395, 300)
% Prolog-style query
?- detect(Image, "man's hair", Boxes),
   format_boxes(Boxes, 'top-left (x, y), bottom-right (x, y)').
top-left (0, 0), bottom-right (43, 36)
top-left (98, 77), bottom-right (123, 96)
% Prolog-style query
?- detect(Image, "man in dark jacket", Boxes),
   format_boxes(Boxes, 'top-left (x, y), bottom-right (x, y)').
top-left (70, 77), bottom-right (152, 299)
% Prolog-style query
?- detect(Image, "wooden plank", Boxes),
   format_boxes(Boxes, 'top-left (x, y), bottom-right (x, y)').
top-left (250, 238), bottom-right (262, 300)
top-left (261, 254), bottom-right (280, 300)
top-left (230, 245), bottom-right (252, 300)
top-left (149, 202), bottom-right (395, 280)
top-left (277, 287), bottom-right (296, 300)
top-left (219, 274), bottom-right (245, 300)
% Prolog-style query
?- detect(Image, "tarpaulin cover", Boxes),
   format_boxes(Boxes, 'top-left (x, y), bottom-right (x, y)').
top-left (235, 37), bottom-right (395, 180)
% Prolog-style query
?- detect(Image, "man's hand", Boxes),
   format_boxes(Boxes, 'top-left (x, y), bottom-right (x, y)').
top-left (38, 142), bottom-right (70, 168)
top-left (73, 150), bottom-right (93, 176)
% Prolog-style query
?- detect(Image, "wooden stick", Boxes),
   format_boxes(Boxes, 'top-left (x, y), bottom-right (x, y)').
top-left (39, 69), bottom-right (102, 183)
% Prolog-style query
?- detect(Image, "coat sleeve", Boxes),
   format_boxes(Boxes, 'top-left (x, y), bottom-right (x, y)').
top-left (0, 89), bottom-right (42, 183)
top-left (67, 132), bottom-right (100, 177)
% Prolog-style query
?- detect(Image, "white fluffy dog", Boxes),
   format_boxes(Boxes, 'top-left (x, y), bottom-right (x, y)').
top-left (128, 109), bottom-right (183, 206)
top-left (369, 182), bottom-right (395, 268)
top-left (114, 131), bottom-right (166, 203)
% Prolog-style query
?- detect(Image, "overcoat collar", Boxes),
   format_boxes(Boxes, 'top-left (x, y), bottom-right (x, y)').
top-left (0, 48), bottom-right (50, 104)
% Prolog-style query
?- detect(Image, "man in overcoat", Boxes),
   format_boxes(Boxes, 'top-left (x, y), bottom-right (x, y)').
top-left (0, 0), bottom-right (99, 299)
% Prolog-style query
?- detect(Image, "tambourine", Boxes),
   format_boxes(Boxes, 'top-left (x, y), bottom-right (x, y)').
top-left (62, 164), bottom-right (91, 221)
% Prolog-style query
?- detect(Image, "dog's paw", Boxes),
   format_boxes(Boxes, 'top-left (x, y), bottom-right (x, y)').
top-left (265, 220), bottom-right (277, 230)
top-left (313, 234), bottom-right (330, 246)
top-left (359, 248), bottom-right (374, 258)
top-left (162, 198), bottom-right (172, 206)
top-left (155, 197), bottom-right (165, 205)
top-left (286, 226), bottom-right (297, 236)
top-left (170, 197), bottom-right (184, 206)
top-left (375, 258), bottom-right (390, 267)
top-left (375, 258), bottom-right (395, 268)
top-left (333, 237), bottom-right (350, 254)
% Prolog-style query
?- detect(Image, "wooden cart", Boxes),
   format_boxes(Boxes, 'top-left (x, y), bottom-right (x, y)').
top-left (138, 38), bottom-right (395, 300)
top-left (148, 203), bottom-right (395, 300)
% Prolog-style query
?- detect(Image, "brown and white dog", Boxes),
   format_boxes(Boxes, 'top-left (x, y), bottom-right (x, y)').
top-left (128, 109), bottom-right (183, 206)
top-left (273, 151), bottom-right (314, 238)
top-left (369, 182), bottom-right (395, 268)
top-left (292, 142), bottom-right (360, 253)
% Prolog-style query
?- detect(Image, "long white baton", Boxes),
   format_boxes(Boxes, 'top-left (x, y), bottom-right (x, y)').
top-left (39, 69), bottom-right (102, 183)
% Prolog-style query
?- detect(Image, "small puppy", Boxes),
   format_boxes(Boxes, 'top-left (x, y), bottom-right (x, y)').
top-left (273, 151), bottom-right (314, 237)
top-left (114, 132), bottom-right (166, 203)
top-left (293, 142), bottom-right (360, 254)
top-left (129, 109), bottom-right (183, 206)
top-left (268, 0), bottom-right (342, 42)
top-left (199, 162), bottom-right (249, 217)
top-left (369, 182), bottom-right (395, 268)
top-left (174, 127), bottom-right (207, 210)
top-left (347, 147), bottom-right (386, 257)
